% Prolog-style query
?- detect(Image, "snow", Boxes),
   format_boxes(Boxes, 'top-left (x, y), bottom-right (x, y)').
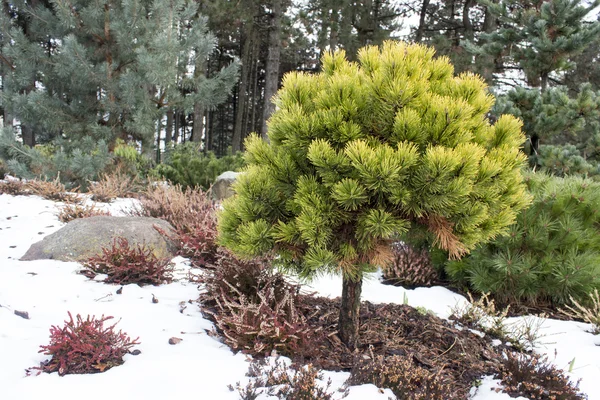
top-left (1, 193), bottom-right (600, 400)
top-left (216, 171), bottom-right (240, 181)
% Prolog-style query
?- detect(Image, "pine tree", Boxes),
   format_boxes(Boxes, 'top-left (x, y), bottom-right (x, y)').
top-left (446, 172), bottom-right (600, 306)
top-left (473, 0), bottom-right (600, 91)
top-left (493, 84), bottom-right (600, 175)
top-left (218, 41), bottom-right (531, 349)
top-left (0, 0), bottom-right (238, 164)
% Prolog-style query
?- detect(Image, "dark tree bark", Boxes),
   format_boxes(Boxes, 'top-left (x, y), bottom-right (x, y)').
top-left (192, 56), bottom-right (207, 143)
top-left (415, 0), bottom-right (430, 42)
top-left (462, 0), bottom-right (475, 40)
top-left (165, 109), bottom-right (173, 145)
top-left (232, 25), bottom-right (255, 153)
top-left (21, 124), bottom-right (35, 147)
top-left (261, 0), bottom-right (282, 139)
top-left (339, 274), bottom-right (363, 349)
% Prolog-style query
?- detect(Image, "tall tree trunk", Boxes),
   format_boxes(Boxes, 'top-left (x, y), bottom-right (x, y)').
top-left (21, 124), bottom-right (35, 147)
top-left (339, 274), bottom-right (362, 349)
top-left (415, 0), bottom-right (430, 42)
top-left (462, 0), bottom-right (475, 40)
top-left (232, 25), bottom-right (254, 153)
top-left (165, 109), bottom-right (173, 145)
top-left (480, 0), bottom-right (499, 84)
top-left (261, 0), bottom-right (282, 139)
top-left (192, 56), bottom-right (207, 143)
top-left (155, 119), bottom-right (162, 164)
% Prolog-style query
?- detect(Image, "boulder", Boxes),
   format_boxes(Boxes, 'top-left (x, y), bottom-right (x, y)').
top-left (211, 171), bottom-right (240, 201)
top-left (20, 216), bottom-right (176, 262)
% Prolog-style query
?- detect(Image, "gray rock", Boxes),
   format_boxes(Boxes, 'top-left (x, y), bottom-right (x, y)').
top-left (20, 216), bottom-right (176, 262)
top-left (211, 171), bottom-right (240, 201)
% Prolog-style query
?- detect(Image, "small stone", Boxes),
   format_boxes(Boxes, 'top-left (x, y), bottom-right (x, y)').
top-left (116, 287), bottom-right (123, 295)
top-left (14, 310), bottom-right (30, 319)
top-left (130, 349), bottom-right (142, 356)
top-left (152, 294), bottom-right (159, 304)
top-left (9, 245), bottom-right (16, 248)
top-left (168, 337), bottom-right (183, 345)
top-left (38, 232), bottom-right (44, 235)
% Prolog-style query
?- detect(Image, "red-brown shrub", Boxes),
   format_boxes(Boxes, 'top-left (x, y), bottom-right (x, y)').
top-left (27, 177), bottom-right (79, 202)
top-left (230, 358), bottom-right (336, 400)
top-left (130, 184), bottom-right (218, 267)
top-left (37, 312), bottom-right (139, 376)
top-left (349, 354), bottom-right (454, 400)
top-left (199, 251), bottom-right (323, 358)
top-left (82, 237), bottom-right (174, 286)
top-left (0, 179), bottom-right (29, 195)
top-left (57, 202), bottom-right (111, 223)
top-left (500, 352), bottom-right (587, 400)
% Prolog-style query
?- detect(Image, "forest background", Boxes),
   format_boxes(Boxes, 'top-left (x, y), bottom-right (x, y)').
top-left (1, 0), bottom-right (600, 187)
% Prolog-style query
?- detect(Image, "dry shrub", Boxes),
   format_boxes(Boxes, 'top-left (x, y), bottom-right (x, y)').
top-left (199, 251), bottom-right (323, 358)
top-left (89, 169), bottom-right (138, 202)
top-left (35, 312), bottom-right (139, 376)
top-left (349, 354), bottom-right (454, 400)
top-left (81, 237), bottom-right (174, 286)
top-left (561, 289), bottom-right (600, 334)
top-left (130, 183), bottom-right (218, 267)
top-left (57, 202), bottom-right (111, 223)
top-left (500, 352), bottom-right (587, 400)
top-left (229, 358), bottom-right (336, 400)
top-left (382, 242), bottom-right (440, 288)
top-left (27, 177), bottom-right (79, 202)
top-left (0, 178), bottom-right (29, 195)
top-left (450, 292), bottom-right (510, 338)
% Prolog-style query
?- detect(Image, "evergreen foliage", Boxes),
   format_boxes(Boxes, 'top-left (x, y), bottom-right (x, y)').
top-left (493, 84), bottom-right (600, 175)
top-left (218, 41), bottom-right (531, 347)
top-left (152, 143), bottom-right (245, 190)
top-left (472, 0), bottom-right (600, 90)
top-left (446, 172), bottom-right (600, 306)
top-left (0, 128), bottom-right (111, 189)
top-left (0, 0), bottom-right (238, 151)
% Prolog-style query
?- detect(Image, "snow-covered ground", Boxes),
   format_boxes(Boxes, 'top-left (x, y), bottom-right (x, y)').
top-left (1, 193), bottom-right (599, 400)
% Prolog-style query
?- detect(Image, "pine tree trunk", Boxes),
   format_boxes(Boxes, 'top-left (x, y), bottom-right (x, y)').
top-left (165, 110), bottom-right (173, 145)
top-left (462, 0), bottom-right (475, 40)
top-left (232, 25), bottom-right (254, 153)
top-left (339, 274), bottom-right (362, 349)
top-left (21, 124), bottom-right (35, 147)
top-left (261, 0), bottom-right (282, 139)
top-left (480, 0), bottom-right (499, 84)
top-left (192, 55), bottom-right (207, 143)
top-left (415, 0), bottom-right (430, 42)
top-left (192, 103), bottom-right (204, 143)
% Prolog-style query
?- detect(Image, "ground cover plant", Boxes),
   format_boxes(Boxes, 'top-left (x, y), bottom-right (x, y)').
top-left (57, 202), bottom-right (112, 223)
top-left (219, 41), bottom-right (531, 349)
top-left (499, 352), bottom-right (587, 400)
top-left (35, 312), bottom-right (139, 376)
top-left (561, 289), bottom-right (600, 335)
top-left (0, 178), bottom-right (29, 195)
top-left (89, 169), bottom-right (139, 202)
top-left (81, 237), bottom-right (174, 286)
top-left (229, 358), bottom-right (337, 400)
top-left (446, 172), bottom-right (600, 306)
top-left (130, 184), bottom-right (219, 267)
